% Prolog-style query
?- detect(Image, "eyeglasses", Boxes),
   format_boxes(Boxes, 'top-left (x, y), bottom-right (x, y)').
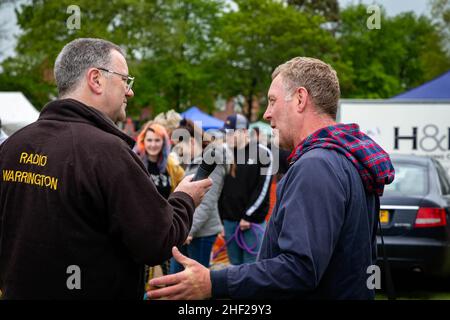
top-left (97, 67), bottom-right (135, 93)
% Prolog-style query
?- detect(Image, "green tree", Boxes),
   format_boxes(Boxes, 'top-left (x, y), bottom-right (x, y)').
top-left (127, 0), bottom-right (226, 115)
top-left (430, 0), bottom-right (450, 53)
top-left (0, 0), bottom-right (225, 117)
top-left (337, 4), bottom-right (450, 98)
top-left (2, 0), bottom-right (449, 120)
top-left (286, 0), bottom-right (340, 22)
top-left (0, 0), bottom-right (141, 109)
top-left (214, 0), bottom-right (339, 120)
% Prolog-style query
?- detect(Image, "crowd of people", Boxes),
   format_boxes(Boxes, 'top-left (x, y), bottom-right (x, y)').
top-left (129, 110), bottom-right (276, 280)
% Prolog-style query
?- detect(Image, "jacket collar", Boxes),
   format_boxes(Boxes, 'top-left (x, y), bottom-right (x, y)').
top-left (288, 123), bottom-right (395, 196)
top-left (39, 98), bottom-right (135, 148)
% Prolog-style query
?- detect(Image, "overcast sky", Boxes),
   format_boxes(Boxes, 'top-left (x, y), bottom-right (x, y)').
top-left (339, 0), bottom-right (430, 16)
top-left (0, 1), bottom-right (22, 61)
top-left (0, 0), bottom-right (432, 62)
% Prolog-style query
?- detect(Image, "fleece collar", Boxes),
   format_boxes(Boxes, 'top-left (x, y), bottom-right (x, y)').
top-left (288, 123), bottom-right (395, 196)
top-left (39, 98), bottom-right (135, 148)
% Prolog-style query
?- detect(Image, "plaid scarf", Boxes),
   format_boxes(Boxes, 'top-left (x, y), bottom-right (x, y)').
top-left (288, 123), bottom-right (395, 196)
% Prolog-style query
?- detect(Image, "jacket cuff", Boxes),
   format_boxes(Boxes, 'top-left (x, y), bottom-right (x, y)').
top-left (210, 269), bottom-right (230, 299)
top-left (170, 191), bottom-right (195, 210)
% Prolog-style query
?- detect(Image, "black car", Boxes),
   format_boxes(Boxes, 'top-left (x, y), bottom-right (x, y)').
top-left (377, 154), bottom-right (450, 277)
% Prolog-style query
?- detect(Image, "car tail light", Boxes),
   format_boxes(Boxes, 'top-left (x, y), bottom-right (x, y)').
top-left (414, 208), bottom-right (447, 228)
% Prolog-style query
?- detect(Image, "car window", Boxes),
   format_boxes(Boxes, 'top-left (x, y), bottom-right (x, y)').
top-left (434, 161), bottom-right (450, 195)
top-left (384, 162), bottom-right (428, 196)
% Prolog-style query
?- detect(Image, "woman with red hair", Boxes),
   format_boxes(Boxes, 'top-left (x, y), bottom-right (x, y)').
top-left (135, 122), bottom-right (185, 278)
top-left (135, 122), bottom-right (184, 199)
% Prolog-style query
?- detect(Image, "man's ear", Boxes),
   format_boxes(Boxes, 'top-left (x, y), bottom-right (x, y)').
top-left (295, 87), bottom-right (308, 114)
top-left (86, 68), bottom-right (103, 94)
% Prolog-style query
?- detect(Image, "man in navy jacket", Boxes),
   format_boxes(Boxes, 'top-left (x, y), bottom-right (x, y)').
top-left (147, 57), bottom-right (395, 300)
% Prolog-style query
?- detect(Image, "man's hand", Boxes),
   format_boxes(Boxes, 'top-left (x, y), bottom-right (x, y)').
top-left (147, 247), bottom-right (212, 300)
top-left (174, 175), bottom-right (213, 207)
top-left (239, 219), bottom-right (251, 231)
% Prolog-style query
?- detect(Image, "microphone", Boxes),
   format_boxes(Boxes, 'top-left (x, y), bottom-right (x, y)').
top-left (192, 148), bottom-right (217, 181)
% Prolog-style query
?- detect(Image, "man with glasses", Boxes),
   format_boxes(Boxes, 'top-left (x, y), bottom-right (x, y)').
top-left (97, 67), bottom-right (134, 97)
top-left (0, 38), bottom-right (212, 299)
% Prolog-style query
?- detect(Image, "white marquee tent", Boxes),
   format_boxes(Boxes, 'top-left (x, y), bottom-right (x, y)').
top-left (0, 92), bottom-right (39, 135)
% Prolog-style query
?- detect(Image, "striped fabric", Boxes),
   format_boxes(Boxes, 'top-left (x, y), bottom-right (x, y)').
top-left (288, 123), bottom-right (395, 196)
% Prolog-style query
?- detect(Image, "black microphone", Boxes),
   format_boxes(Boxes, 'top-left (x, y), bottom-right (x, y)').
top-left (192, 148), bottom-right (217, 181)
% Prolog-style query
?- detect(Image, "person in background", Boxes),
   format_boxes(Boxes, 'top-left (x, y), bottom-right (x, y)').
top-left (250, 127), bottom-right (269, 146)
top-left (153, 109), bottom-right (183, 165)
top-left (219, 114), bottom-right (273, 265)
top-left (169, 119), bottom-right (227, 273)
top-left (135, 122), bottom-right (184, 199)
top-left (153, 109), bottom-right (182, 142)
top-left (135, 122), bottom-right (185, 276)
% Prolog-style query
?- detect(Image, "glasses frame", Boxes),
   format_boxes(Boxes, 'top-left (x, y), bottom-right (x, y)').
top-left (97, 67), bottom-right (134, 93)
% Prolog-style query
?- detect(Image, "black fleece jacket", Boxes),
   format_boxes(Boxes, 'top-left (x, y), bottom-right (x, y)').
top-left (0, 99), bottom-right (194, 299)
top-left (219, 142), bottom-right (273, 224)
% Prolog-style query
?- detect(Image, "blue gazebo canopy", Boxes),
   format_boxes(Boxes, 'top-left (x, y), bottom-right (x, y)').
top-left (392, 70), bottom-right (450, 100)
top-left (181, 106), bottom-right (224, 131)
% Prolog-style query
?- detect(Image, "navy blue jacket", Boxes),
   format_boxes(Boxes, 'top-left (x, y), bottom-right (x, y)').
top-left (211, 148), bottom-right (378, 299)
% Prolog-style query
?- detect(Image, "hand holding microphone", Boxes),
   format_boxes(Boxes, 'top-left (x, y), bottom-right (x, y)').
top-left (174, 148), bottom-right (216, 207)
top-left (192, 149), bottom-right (217, 181)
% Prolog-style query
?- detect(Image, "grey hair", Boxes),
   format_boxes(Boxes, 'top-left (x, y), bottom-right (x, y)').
top-left (272, 57), bottom-right (340, 120)
top-left (54, 38), bottom-right (124, 97)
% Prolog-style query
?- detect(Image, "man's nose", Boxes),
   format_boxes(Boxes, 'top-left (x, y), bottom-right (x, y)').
top-left (263, 108), bottom-right (271, 121)
top-left (126, 88), bottom-right (134, 98)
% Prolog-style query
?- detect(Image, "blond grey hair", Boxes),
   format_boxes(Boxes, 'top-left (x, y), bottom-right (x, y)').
top-left (153, 109), bottom-right (182, 132)
top-left (54, 38), bottom-right (124, 97)
top-left (272, 57), bottom-right (340, 119)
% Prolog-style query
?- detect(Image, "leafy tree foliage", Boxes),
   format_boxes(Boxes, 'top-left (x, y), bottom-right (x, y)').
top-left (0, 0), bottom-right (449, 120)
